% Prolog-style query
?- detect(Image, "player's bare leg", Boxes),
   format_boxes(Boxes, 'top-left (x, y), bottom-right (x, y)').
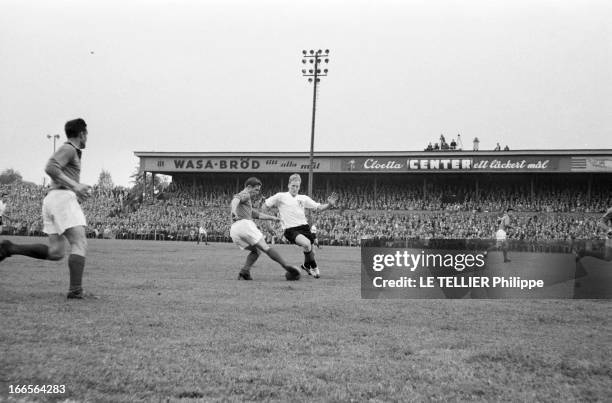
top-left (501, 241), bottom-right (511, 263)
top-left (0, 235), bottom-right (64, 262)
top-left (254, 238), bottom-right (300, 280)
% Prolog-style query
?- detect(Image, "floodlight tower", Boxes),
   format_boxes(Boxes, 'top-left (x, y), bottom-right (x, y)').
top-left (301, 49), bottom-right (330, 197)
top-left (46, 134), bottom-right (60, 153)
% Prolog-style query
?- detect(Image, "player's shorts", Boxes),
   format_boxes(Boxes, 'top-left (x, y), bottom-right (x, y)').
top-left (284, 224), bottom-right (316, 245)
top-left (495, 229), bottom-right (507, 247)
top-left (42, 189), bottom-right (87, 235)
top-left (230, 219), bottom-right (263, 249)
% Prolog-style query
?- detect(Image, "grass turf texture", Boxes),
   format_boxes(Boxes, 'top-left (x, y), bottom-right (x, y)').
top-left (0, 237), bottom-right (610, 402)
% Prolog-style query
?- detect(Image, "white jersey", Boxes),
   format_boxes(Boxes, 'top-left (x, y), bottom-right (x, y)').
top-left (311, 225), bottom-right (317, 234)
top-left (264, 192), bottom-right (320, 230)
top-left (0, 200), bottom-right (5, 216)
top-left (199, 226), bottom-right (206, 235)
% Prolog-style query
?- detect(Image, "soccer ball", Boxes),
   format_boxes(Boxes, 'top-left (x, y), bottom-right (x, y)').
top-left (285, 270), bottom-right (300, 281)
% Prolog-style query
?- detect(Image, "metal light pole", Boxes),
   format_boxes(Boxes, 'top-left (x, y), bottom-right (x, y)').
top-left (46, 134), bottom-right (60, 153)
top-left (301, 49), bottom-right (329, 197)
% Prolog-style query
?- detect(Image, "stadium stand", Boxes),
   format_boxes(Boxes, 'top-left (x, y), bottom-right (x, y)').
top-left (1, 177), bottom-right (610, 246)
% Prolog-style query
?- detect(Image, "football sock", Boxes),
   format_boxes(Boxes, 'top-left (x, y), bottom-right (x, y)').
top-left (68, 254), bottom-right (85, 293)
top-left (242, 250), bottom-right (259, 272)
top-left (304, 251), bottom-right (317, 268)
top-left (266, 248), bottom-right (291, 269)
top-left (8, 243), bottom-right (49, 260)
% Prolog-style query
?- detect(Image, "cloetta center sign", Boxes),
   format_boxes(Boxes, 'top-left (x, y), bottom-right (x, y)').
top-left (344, 157), bottom-right (556, 172)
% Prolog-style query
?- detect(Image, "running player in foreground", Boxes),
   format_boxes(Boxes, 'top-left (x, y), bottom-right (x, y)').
top-left (0, 118), bottom-right (94, 299)
top-left (575, 207), bottom-right (612, 263)
top-left (263, 174), bottom-right (337, 278)
top-left (230, 177), bottom-right (301, 281)
top-left (485, 208), bottom-right (513, 263)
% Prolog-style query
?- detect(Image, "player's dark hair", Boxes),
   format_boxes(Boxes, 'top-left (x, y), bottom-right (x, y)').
top-left (245, 177), bottom-right (262, 188)
top-left (506, 207), bottom-right (514, 212)
top-left (65, 118), bottom-right (87, 138)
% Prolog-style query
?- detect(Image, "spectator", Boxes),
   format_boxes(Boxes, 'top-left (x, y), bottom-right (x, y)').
top-left (494, 143), bottom-right (501, 151)
top-left (473, 137), bottom-right (480, 151)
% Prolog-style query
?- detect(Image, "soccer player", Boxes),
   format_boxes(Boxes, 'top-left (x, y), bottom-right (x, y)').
top-left (0, 192), bottom-right (9, 234)
top-left (575, 207), bottom-right (612, 262)
top-left (485, 208), bottom-right (513, 263)
top-left (197, 222), bottom-right (208, 245)
top-left (263, 174), bottom-right (337, 278)
top-left (0, 118), bottom-right (94, 299)
top-left (230, 177), bottom-right (300, 281)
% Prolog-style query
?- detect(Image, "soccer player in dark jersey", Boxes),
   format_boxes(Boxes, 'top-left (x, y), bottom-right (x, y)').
top-left (575, 207), bottom-right (612, 262)
top-left (0, 118), bottom-right (94, 299)
top-left (230, 177), bottom-right (301, 281)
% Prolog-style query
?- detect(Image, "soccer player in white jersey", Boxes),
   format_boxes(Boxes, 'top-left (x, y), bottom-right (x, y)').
top-left (0, 118), bottom-right (94, 299)
top-left (575, 207), bottom-right (612, 263)
top-left (230, 177), bottom-right (301, 281)
top-left (263, 174), bottom-right (337, 278)
top-left (485, 207), bottom-right (513, 263)
top-left (197, 222), bottom-right (208, 245)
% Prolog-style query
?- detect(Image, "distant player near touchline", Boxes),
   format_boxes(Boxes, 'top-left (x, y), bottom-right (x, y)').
top-left (263, 173), bottom-right (338, 278)
top-left (197, 222), bottom-right (208, 245)
top-left (0, 118), bottom-right (94, 299)
top-left (575, 207), bottom-right (612, 263)
top-left (230, 177), bottom-right (301, 281)
top-left (0, 192), bottom-right (10, 235)
top-left (485, 207), bottom-right (513, 263)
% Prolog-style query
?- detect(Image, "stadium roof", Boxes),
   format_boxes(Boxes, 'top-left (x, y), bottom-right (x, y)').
top-left (134, 149), bottom-right (612, 158)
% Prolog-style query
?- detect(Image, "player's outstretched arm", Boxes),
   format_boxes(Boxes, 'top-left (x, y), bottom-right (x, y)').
top-left (230, 197), bottom-right (241, 222)
top-left (597, 216), bottom-right (611, 232)
top-left (316, 192), bottom-right (338, 212)
top-left (253, 211), bottom-right (281, 221)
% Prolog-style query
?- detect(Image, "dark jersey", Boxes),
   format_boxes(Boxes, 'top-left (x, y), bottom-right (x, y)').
top-left (45, 142), bottom-right (82, 190)
top-left (231, 190), bottom-right (259, 221)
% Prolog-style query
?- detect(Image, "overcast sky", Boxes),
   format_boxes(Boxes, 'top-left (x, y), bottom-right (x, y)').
top-left (1, 0), bottom-right (610, 187)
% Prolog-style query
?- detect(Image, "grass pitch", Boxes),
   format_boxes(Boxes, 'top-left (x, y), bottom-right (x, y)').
top-left (1, 237), bottom-right (611, 402)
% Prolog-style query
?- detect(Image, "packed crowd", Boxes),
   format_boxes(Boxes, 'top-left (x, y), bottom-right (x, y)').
top-left (1, 179), bottom-right (609, 246)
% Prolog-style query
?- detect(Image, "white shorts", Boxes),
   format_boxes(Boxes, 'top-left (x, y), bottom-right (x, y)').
top-left (230, 219), bottom-right (263, 249)
top-left (42, 190), bottom-right (87, 235)
top-left (495, 229), bottom-right (506, 241)
top-left (495, 229), bottom-right (507, 247)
